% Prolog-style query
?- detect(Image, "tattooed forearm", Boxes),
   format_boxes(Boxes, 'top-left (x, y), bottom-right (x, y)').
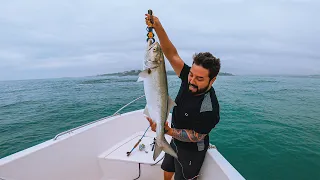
top-left (170, 129), bottom-right (207, 142)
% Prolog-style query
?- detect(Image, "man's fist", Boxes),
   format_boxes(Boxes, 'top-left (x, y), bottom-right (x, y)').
top-left (145, 14), bottom-right (162, 30)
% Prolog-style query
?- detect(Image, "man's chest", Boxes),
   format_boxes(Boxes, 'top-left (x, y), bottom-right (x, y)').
top-left (174, 90), bottom-right (205, 126)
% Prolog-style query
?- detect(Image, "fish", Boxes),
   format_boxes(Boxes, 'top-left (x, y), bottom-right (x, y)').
top-left (138, 39), bottom-right (178, 160)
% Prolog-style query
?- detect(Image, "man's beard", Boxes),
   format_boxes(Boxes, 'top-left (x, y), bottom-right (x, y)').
top-left (188, 82), bottom-right (210, 95)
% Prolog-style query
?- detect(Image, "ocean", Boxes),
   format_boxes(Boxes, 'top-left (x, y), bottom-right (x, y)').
top-left (0, 75), bottom-right (319, 180)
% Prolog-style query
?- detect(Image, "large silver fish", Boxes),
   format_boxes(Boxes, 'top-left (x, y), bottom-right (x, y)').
top-left (138, 39), bottom-right (178, 160)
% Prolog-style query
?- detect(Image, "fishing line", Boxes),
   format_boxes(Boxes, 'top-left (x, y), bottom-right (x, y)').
top-left (148, 122), bottom-right (200, 180)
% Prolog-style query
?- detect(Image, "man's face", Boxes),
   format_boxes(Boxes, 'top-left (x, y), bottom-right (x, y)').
top-left (188, 64), bottom-right (215, 95)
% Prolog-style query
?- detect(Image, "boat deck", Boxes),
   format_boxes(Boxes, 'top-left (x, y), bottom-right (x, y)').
top-left (99, 131), bottom-right (169, 165)
top-left (98, 131), bottom-right (171, 180)
top-left (0, 109), bottom-right (245, 180)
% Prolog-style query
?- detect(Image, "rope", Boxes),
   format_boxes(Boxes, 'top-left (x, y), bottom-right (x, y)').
top-left (113, 95), bottom-right (145, 116)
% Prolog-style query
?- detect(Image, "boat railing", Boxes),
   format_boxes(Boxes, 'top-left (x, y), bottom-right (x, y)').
top-left (53, 95), bottom-right (145, 140)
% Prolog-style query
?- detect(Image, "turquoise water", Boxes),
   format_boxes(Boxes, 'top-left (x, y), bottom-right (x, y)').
top-left (0, 75), bottom-right (319, 179)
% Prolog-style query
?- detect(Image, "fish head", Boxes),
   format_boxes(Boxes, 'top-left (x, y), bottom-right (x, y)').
top-left (144, 41), bottom-right (164, 69)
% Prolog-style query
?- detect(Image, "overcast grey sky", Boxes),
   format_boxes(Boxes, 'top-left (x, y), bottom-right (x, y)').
top-left (0, 0), bottom-right (319, 80)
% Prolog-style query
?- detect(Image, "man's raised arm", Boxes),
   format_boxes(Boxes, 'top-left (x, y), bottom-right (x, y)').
top-left (145, 14), bottom-right (184, 77)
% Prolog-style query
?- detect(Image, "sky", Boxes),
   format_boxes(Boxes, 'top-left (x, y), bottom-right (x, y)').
top-left (0, 0), bottom-right (319, 80)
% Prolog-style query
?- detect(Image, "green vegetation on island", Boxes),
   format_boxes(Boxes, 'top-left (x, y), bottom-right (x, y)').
top-left (97, 70), bottom-right (234, 77)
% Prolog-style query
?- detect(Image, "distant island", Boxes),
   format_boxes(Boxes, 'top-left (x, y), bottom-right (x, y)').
top-left (97, 70), bottom-right (234, 76)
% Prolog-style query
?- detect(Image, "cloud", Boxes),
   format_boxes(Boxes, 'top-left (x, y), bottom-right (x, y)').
top-left (0, 0), bottom-right (319, 80)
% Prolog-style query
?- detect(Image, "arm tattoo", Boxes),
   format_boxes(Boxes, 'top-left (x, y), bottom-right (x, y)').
top-left (171, 129), bottom-right (207, 142)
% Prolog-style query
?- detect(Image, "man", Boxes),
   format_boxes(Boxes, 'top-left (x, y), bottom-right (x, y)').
top-left (145, 14), bottom-right (221, 180)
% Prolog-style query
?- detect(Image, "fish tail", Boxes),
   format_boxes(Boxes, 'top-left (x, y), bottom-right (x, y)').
top-left (153, 138), bottom-right (178, 160)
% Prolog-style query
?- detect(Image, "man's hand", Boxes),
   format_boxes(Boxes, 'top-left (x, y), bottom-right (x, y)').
top-left (145, 14), bottom-right (162, 30)
top-left (145, 116), bottom-right (171, 134)
top-left (145, 116), bottom-right (207, 142)
top-left (144, 13), bottom-right (184, 77)
top-left (146, 116), bottom-right (156, 132)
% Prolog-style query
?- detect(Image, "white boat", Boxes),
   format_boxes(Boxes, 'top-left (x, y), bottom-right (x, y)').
top-left (0, 96), bottom-right (245, 180)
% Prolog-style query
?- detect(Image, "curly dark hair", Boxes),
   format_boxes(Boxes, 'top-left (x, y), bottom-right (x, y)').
top-left (192, 52), bottom-right (221, 80)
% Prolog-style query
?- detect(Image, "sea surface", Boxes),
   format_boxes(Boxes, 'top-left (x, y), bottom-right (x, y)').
top-left (0, 75), bottom-right (319, 180)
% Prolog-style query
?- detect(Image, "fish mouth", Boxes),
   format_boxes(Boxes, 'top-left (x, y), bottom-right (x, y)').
top-left (144, 42), bottom-right (161, 69)
top-left (147, 41), bottom-right (159, 50)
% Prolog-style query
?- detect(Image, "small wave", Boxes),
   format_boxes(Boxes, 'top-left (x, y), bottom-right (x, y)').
top-left (80, 78), bottom-right (136, 85)
top-left (0, 100), bottom-right (39, 109)
top-left (272, 88), bottom-right (307, 93)
top-left (115, 79), bottom-right (137, 83)
top-left (287, 75), bottom-right (320, 79)
top-left (248, 80), bottom-right (279, 84)
top-left (79, 79), bottom-right (109, 84)
top-left (3, 88), bottom-right (27, 94)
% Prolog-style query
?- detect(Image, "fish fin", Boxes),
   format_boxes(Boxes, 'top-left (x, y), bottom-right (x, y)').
top-left (162, 140), bottom-right (178, 159)
top-left (153, 139), bottom-right (178, 161)
top-left (139, 69), bottom-right (150, 77)
top-left (143, 106), bottom-right (150, 117)
top-left (137, 76), bottom-right (144, 82)
top-left (168, 96), bottom-right (177, 111)
top-left (153, 143), bottom-right (162, 161)
top-left (137, 69), bottom-right (149, 82)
